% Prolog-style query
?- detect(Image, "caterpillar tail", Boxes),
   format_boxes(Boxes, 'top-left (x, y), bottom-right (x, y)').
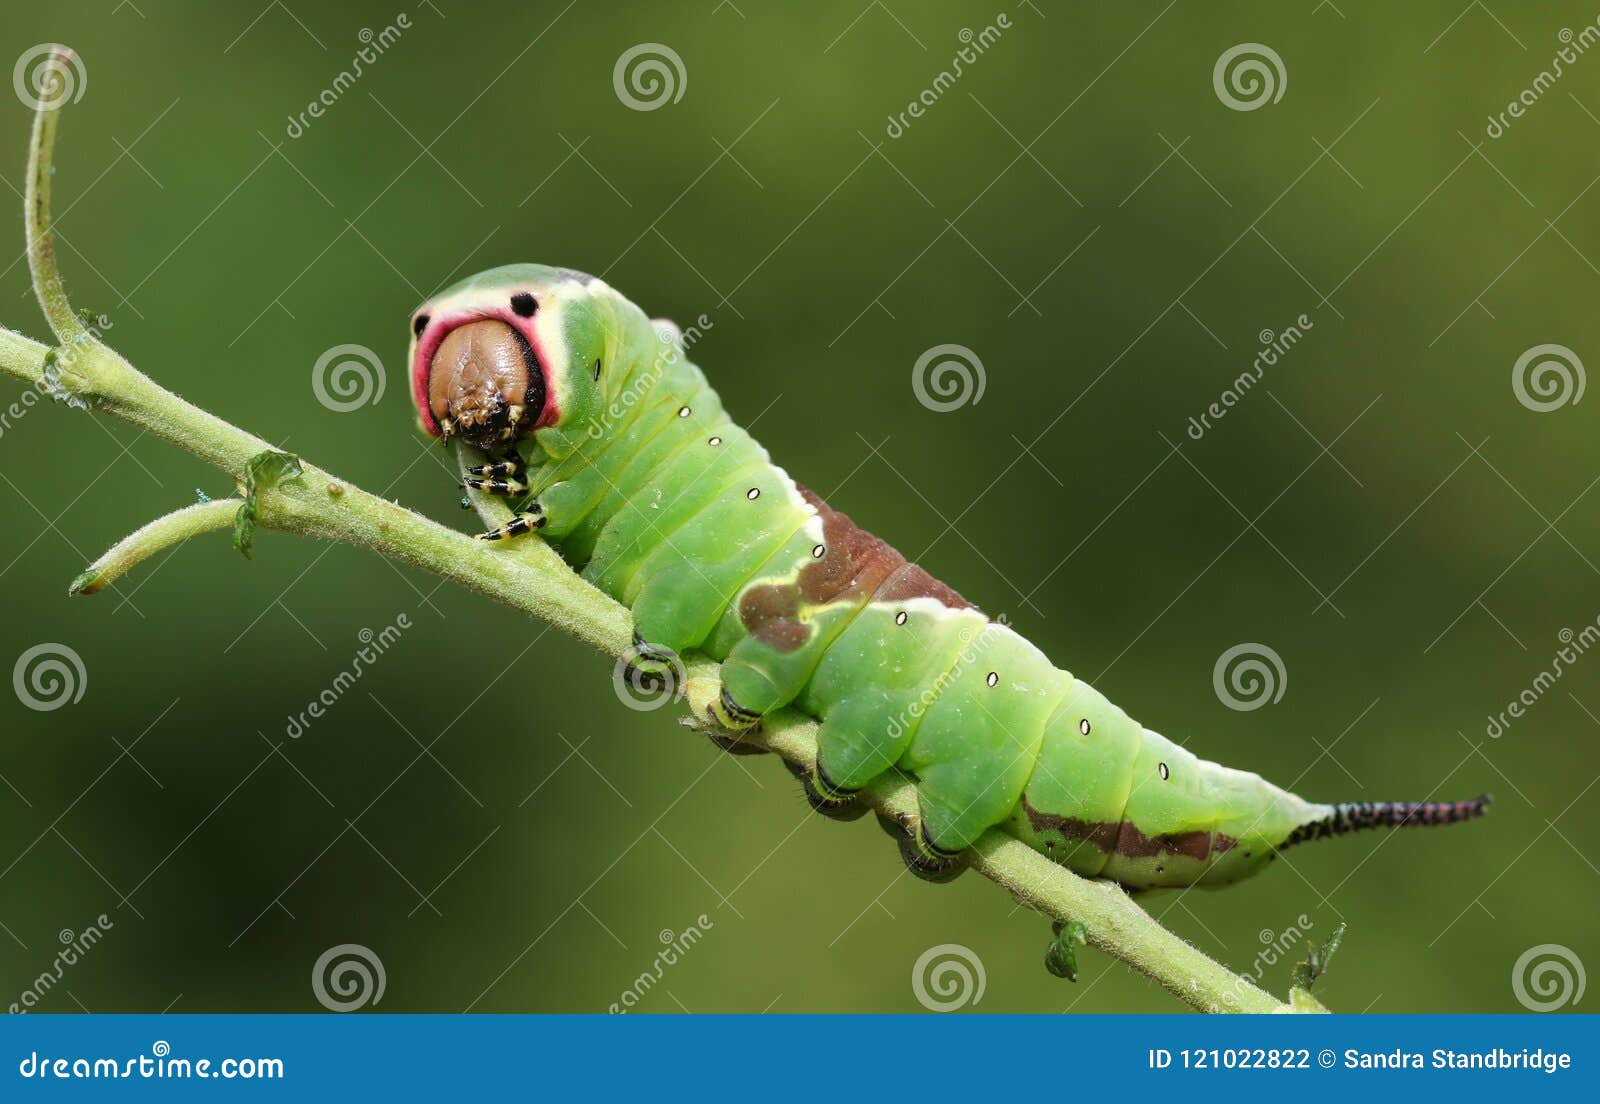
top-left (1279, 795), bottom-right (1493, 851)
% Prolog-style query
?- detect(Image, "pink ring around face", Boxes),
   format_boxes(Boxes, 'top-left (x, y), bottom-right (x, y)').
top-left (410, 305), bottom-right (559, 437)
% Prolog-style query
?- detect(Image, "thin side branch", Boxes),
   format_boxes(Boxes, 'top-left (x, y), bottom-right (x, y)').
top-left (69, 498), bottom-right (243, 595)
top-left (0, 58), bottom-right (1295, 1013)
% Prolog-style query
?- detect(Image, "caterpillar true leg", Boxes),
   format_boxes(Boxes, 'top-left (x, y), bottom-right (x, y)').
top-left (461, 447), bottom-right (531, 496)
top-left (476, 505), bottom-right (546, 541)
top-left (467, 453), bottom-right (526, 479)
top-left (462, 476), bottom-right (530, 496)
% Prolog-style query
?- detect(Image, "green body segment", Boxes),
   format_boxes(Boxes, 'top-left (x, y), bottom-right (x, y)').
top-left (410, 265), bottom-right (1483, 892)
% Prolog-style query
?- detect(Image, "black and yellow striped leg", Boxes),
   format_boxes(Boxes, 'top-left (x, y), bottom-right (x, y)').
top-left (476, 503), bottom-right (546, 541)
top-left (463, 476), bottom-right (530, 495)
top-left (467, 454), bottom-right (526, 479)
top-left (461, 450), bottom-right (529, 496)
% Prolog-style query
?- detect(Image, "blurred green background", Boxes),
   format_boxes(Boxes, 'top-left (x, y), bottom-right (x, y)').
top-left (1, 0), bottom-right (1596, 1014)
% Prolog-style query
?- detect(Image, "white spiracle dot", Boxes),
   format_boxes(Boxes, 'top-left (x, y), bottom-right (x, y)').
top-left (1079, 718), bottom-right (1091, 736)
top-left (746, 488), bottom-right (760, 500)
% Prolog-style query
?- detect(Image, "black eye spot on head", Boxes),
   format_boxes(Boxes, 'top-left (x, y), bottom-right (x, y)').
top-left (413, 314), bottom-right (429, 337)
top-left (1158, 762), bottom-right (1170, 781)
top-left (510, 293), bottom-right (537, 317)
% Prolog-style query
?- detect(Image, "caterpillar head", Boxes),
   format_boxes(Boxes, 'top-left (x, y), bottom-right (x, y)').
top-left (409, 263), bottom-right (630, 456)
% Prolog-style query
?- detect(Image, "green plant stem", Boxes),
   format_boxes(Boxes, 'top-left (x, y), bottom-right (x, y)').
top-left (69, 498), bottom-right (243, 595)
top-left (0, 54), bottom-right (1295, 1014)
